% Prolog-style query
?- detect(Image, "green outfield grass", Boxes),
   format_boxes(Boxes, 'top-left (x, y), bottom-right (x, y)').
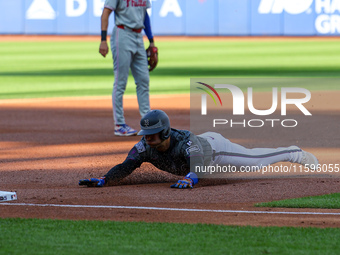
top-left (1, 38), bottom-right (339, 253)
top-left (0, 39), bottom-right (340, 99)
top-left (256, 193), bottom-right (340, 209)
top-left (1, 218), bottom-right (339, 255)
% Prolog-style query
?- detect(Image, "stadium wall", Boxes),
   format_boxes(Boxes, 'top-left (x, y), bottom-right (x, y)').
top-left (1, 0), bottom-right (340, 36)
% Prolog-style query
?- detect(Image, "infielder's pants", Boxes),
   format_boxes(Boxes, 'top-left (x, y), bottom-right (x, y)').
top-left (110, 26), bottom-right (150, 125)
top-left (198, 132), bottom-right (303, 169)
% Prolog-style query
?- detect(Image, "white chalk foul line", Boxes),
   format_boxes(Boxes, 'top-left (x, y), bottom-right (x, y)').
top-left (1, 202), bottom-right (340, 216)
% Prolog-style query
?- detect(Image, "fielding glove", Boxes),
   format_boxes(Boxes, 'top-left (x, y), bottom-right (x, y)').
top-left (171, 172), bottom-right (198, 189)
top-left (146, 46), bottom-right (158, 71)
top-left (79, 177), bottom-right (106, 187)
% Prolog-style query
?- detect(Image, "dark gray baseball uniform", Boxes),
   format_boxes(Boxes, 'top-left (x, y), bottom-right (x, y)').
top-left (104, 129), bottom-right (303, 183)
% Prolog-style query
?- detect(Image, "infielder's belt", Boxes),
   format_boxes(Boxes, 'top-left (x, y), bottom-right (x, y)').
top-left (117, 25), bottom-right (142, 33)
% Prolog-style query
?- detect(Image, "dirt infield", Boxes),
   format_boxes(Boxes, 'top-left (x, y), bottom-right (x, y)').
top-left (0, 94), bottom-right (340, 228)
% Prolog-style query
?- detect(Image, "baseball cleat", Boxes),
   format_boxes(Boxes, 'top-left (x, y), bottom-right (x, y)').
top-left (114, 124), bottom-right (138, 136)
top-left (301, 151), bottom-right (319, 170)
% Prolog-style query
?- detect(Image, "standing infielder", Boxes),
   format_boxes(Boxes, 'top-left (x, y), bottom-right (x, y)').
top-left (79, 110), bottom-right (319, 189)
top-left (99, 0), bottom-right (158, 136)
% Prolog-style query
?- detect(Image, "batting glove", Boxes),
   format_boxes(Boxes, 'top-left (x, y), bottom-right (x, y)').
top-left (79, 177), bottom-right (106, 187)
top-left (171, 172), bottom-right (198, 189)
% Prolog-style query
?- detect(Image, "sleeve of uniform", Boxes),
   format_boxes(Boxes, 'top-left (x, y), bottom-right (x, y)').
top-left (143, 12), bottom-right (153, 42)
top-left (104, 0), bottom-right (117, 11)
top-left (104, 144), bottom-right (144, 184)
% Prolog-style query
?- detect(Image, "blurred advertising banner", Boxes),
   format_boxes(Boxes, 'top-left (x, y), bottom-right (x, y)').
top-left (1, 0), bottom-right (340, 35)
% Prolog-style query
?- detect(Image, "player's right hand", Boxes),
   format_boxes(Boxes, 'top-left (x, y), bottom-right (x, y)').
top-left (99, 41), bottom-right (109, 57)
top-left (79, 177), bottom-right (106, 187)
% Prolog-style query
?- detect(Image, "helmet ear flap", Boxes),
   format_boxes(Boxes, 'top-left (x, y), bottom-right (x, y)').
top-left (161, 127), bottom-right (171, 140)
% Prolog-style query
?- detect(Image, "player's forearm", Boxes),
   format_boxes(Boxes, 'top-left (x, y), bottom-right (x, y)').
top-left (101, 8), bottom-right (112, 35)
top-left (104, 159), bottom-right (141, 185)
top-left (99, 8), bottom-right (111, 56)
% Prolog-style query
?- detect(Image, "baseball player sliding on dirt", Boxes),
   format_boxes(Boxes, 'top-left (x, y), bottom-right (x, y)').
top-left (79, 110), bottom-right (318, 189)
top-left (79, 110), bottom-right (319, 189)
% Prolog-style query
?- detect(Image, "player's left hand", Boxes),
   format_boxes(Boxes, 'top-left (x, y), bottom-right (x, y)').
top-left (146, 45), bottom-right (158, 71)
top-left (79, 177), bottom-right (106, 187)
top-left (171, 177), bottom-right (194, 189)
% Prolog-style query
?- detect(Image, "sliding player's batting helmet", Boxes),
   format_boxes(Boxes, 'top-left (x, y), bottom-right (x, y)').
top-left (138, 110), bottom-right (171, 140)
